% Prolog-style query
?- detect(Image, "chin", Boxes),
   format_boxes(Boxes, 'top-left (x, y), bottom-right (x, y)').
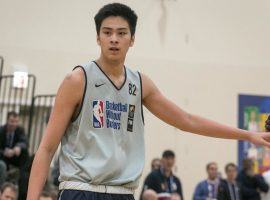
top-left (107, 55), bottom-right (124, 62)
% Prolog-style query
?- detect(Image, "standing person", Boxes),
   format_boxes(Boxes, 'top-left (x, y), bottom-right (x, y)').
top-left (27, 3), bottom-right (270, 200)
top-left (141, 150), bottom-right (183, 200)
top-left (193, 162), bottom-right (220, 200)
top-left (217, 163), bottom-right (241, 200)
top-left (237, 158), bottom-right (268, 200)
top-left (0, 111), bottom-right (29, 200)
top-left (261, 169), bottom-right (270, 200)
top-left (151, 158), bottom-right (161, 171)
top-left (0, 182), bottom-right (18, 200)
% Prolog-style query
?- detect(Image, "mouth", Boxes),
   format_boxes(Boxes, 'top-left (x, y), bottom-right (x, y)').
top-left (109, 47), bottom-right (120, 52)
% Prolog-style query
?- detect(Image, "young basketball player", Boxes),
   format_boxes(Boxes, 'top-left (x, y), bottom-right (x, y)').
top-left (27, 3), bottom-right (270, 200)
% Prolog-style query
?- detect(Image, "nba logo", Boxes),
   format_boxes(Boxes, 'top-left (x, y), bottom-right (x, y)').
top-left (93, 100), bottom-right (104, 128)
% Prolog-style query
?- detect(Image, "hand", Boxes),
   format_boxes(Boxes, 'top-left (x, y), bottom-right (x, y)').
top-left (13, 146), bottom-right (21, 156)
top-left (248, 132), bottom-right (270, 148)
top-left (4, 148), bottom-right (15, 158)
top-left (265, 115), bottom-right (270, 132)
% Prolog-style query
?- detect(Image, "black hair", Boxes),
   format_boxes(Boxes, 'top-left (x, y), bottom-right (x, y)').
top-left (94, 3), bottom-right (138, 36)
top-left (225, 163), bottom-right (237, 172)
top-left (162, 150), bottom-right (175, 158)
top-left (7, 111), bottom-right (19, 120)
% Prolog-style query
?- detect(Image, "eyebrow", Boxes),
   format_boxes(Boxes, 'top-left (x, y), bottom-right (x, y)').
top-left (101, 27), bottom-right (128, 31)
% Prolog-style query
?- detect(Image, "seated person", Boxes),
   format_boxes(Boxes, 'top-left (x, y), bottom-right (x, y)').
top-left (141, 150), bottom-right (183, 200)
top-left (0, 111), bottom-right (29, 185)
top-left (0, 182), bottom-right (18, 200)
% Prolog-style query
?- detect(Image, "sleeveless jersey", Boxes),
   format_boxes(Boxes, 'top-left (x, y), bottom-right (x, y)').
top-left (59, 61), bottom-right (145, 189)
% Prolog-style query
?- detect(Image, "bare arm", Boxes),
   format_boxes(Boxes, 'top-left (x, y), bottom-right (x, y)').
top-left (141, 73), bottom-right (270, 147)
top-left (27, 68), bottom-right (85, 200)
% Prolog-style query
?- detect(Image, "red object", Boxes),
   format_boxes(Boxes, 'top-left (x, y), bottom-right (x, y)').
top-left (157, 193), bottom-right (171, 200)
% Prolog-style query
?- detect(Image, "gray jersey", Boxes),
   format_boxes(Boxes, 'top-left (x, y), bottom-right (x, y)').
top-left (59, 61), bottom-right (145, 189)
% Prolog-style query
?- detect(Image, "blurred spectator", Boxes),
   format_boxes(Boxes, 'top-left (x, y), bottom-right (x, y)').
top-left (39, 191), bottom-right (53, 200)
top-left (151, 158), bottom-right (161, 171)
top-left (0, 182), bottom-right (18, 200)
top-left (237, 158), bottom-right (268, 200)
top-left (0, 111), bottom-right (30, 200)
top-left (141, 150), bottom-right (183, 200)
top-left (217, 163), bottom-right (241, 200)
top-left (193, 162), bottom-right (220, 200)
top-left (0, 161), bottom-right (6, 186)
top-left (261, 169), bottom-right (270, 200)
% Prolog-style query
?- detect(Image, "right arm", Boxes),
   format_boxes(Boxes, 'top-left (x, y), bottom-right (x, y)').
top-left (27, 68), bottom-right (85, 200)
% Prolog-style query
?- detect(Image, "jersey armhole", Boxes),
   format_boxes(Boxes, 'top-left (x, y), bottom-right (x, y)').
top-left (138, 72), bottom-right (145, 125)
top-left (71, 65), bottom-right (87, 122)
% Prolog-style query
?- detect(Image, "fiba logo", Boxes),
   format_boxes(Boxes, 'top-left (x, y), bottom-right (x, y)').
top-left (93, 100), bottom-right (104, 128)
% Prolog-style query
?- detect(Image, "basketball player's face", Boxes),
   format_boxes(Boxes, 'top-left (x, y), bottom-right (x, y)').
top-left (97, 16), bottom-right (134, 62)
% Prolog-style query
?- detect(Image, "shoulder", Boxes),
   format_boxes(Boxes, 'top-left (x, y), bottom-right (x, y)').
top-left (59, 67), bottom-right (86, 97)
top-left (139, 73), bottom-right (160, 101)
top-left (53, 66), bottom-right (86, 108)
top-left (173, 175), bottom-right (182, 183)
top-left (0, 125), bottom-right (5, 133)
top-left (64, 67), bottom-right (85, 86)
top-left (197, 180), bottom-right (208, 187)
top-left (146, 169), bottom-right (161, 180)
top-left (237, 170), bottom-right (245, 179)
top-left (219, 179), bottom-right (227, 187)
top-left (15, 126), bottom-right (25, 134)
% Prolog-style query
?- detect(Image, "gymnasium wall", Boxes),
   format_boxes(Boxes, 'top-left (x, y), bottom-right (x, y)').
top-left (1, 0), bottom-right (270, 199)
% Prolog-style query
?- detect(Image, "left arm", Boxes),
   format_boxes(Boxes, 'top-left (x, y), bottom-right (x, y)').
top-left (141, 73), bottom-right (270, 147)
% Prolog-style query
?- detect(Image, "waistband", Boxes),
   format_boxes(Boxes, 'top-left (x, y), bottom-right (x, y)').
top-left (59, 181), bottom-right (135, 195)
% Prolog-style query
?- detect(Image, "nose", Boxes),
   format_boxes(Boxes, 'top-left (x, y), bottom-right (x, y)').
top-left (110, 33), bottom-right (119, 44)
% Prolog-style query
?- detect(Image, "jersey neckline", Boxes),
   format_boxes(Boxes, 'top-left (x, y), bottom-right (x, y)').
top-left (93, 61), bottom-right (127, 91)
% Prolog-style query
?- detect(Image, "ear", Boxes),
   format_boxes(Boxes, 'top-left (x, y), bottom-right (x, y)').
top-left (97, 35), bottom-right (101, 46)
top-left (130, 35), bottom-right (135, 47)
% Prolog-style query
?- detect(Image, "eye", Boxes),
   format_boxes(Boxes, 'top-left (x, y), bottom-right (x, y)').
top-left (119, 32), bottom-right (127, 36)
top-left (103, 31), bottom-right (111, 35)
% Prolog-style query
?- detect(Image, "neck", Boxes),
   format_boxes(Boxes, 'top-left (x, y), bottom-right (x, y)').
top-left (227, 178), bottom-right (235, 183)
top-left (6, 126), bottom-right (13, 133)
top-left (163, 168), bottom-right (172, 177)
top-left (208, 177), bottom-right (216, 182)
top-left (96, 56), bottom-right (125, 77)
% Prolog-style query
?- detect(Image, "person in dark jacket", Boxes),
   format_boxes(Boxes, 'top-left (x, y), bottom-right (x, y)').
top-left (0, 111), bottom-right (29, 200)
top-left (217, 163), bottom-right (241, 200)
top-left (141, 150), bottom-right (183, 200)
top-left (237, 158), bottom-right (268, 200)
